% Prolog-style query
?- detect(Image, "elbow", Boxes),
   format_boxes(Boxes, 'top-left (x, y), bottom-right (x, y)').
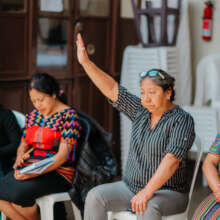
top-left (166, 153), bottom-right (180, 172)
top-left (171, 160), bottom-right (180, 172)
top-left (110, 83), bottom-right (118, 103)
top-left (202, 162), bottom-right (206, 174)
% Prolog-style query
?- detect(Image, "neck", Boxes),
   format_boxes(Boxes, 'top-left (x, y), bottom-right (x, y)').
top-left (151, 102), bottom-right (175, 118)
top-left (42, 100), bottom-right (63, 118)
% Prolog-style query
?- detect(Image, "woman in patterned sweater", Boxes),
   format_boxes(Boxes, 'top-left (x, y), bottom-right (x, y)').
top-left (0, 73), bottom-right (81, 220)
top-left (193, 135), bottom-right (220, 219)
top-left (76, 33), bottom-right (195, 220)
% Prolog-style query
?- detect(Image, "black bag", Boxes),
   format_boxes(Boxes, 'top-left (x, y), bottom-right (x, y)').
top-left (68, 110), bottom-right (117, 214)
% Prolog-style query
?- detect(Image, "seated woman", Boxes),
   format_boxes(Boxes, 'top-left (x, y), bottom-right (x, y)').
top-left (193, 134), bottom-right (220, 219)
top-left (0, 105), bottom-right (22, 176)
top-left (0, 73), bottom-right (81, 220)
top-left (76, 33), bottom-right (195, 220)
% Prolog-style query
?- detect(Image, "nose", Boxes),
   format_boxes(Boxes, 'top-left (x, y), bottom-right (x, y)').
top-left (142, 94), bottom-right (151, 103)
top-left (35, 101), bottom-right (42, 110)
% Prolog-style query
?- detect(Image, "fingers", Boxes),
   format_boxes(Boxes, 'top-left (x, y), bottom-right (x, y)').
top-left (76, 33), bottom-right (85, 49)
top-left (131, 197), bottom-right (147, 215)
top-left (23, 154), bottom-right (30, 160)
top-left (13, 157), bottom-right (24, 169)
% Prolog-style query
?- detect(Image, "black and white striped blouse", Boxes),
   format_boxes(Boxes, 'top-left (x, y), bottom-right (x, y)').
top-left (111, 85), bottom-right (195, 194)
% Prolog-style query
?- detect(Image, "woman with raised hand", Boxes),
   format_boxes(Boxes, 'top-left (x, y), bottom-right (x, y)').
top-left (76, 33), bottom-right (195, 220)
top-left (0, 73), bottom-right (81, 220)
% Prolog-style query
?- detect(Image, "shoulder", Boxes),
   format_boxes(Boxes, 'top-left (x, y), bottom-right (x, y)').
top-left (26, 109), bottom-right (39, 119)
top-left (175, 107), bottom-right (194, 123)
top-left (0, 108), bottom-right (16, 122)
top-left (25, 109), bottom-right (40, 126)
top-left (62, 108), bottom-right (81, 131)
top-left (166, 106), bottom-right (194, 128)
top-left (0, 108), bottom-right (13, 116)
top-left (62, 108), bottom-right (79, 120)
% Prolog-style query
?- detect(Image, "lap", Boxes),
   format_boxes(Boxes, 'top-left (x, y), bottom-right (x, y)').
top-left (87, 181), bottom-right (134, 211)
top-left (192, 194), bottom-right (220, 220)
top-left (0, 170), bottom-right (71, 207)
top-left (145, 189), bottom-right (188, 216)
top-left (87, 182), bottom-right (188, 216)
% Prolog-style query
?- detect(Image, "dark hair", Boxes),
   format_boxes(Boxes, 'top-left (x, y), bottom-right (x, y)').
top-left (29, 73), bottom-right (67, 104)
top-left (140, 68), bottom-right (175, 102)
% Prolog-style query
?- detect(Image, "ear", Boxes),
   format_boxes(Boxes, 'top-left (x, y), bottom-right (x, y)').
top-left (52, 94), bottom-right (56, 99)
top-left (165, 88), bottom-right (172, 101)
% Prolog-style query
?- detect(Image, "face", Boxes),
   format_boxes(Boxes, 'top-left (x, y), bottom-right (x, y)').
top-left (140, 77), bottom-right (171, 113)
top-left (29, 89), bottom-right (56, 115)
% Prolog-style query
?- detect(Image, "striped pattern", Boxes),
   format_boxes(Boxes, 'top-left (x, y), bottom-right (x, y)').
top-left (111, 85), bottom-right (195, 194)
top-left (22, 108), bottom-right (81, 183)
top-left (209, 133), bottom-right (220, 157)
top-left (192, 134), bottom-right (220, 219)
top-left (192, 194), bottom-right (220, 220)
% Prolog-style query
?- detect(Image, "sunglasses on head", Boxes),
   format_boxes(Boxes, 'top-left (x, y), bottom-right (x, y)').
top-left (139, 70), bottom-right (166, 80)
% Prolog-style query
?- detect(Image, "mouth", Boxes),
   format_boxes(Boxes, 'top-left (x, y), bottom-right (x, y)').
top-left (146, 105), bottom-right (154, 109)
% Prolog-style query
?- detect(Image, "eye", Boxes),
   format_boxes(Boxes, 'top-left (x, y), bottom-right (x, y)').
top-left (38, 97), bottom-right (45, 102)
top-left (149, 91), bottom-right (156, 94)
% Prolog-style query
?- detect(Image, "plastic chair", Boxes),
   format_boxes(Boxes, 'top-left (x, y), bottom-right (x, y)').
top-left (2, 192), bottom-right (81, 220)
top-left (182, 106), bottom-right (219, 187)
top-left (12, 110), bottom-right (25, 129)
top-left (182, 106), bottom-right (218, 154)
top-left (35, 117), bottom-right (89, 220)
top-left (108, 136), bottom-right (203, 220)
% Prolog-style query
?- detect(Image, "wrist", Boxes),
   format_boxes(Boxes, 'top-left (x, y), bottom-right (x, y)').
top-left (212, 183), bottom-right (220, 193)
top-left (82, 59), bottom-right (93, 68)
top-left (143, 186), bottom-right (154, 199)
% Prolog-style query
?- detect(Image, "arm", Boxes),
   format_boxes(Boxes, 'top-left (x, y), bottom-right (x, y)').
top-left (202, 153), bottom-right (220, 202)
top-left (13, 141), bottom-right (29, 169)
top-left (14, 141), bottom-right (72, 180)
top-left (76, 34), bottom-right (141, 120)
top-left (132, 113), bottom-right (195, 214)
top-left (131, 153), bottom-right (180, 214)
top-left (0, 110), bottom-right (22, 158)
top-left (76, 33), bottom-right (118, 102)
top-left (15, 109), bottom-right (81, 180)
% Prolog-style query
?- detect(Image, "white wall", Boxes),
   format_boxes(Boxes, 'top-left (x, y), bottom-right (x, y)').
top-left (120, 0), bottom-right (220, 76)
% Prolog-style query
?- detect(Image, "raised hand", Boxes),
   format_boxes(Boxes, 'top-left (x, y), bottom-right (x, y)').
top-left (76, 33), bottom-right (89, 65)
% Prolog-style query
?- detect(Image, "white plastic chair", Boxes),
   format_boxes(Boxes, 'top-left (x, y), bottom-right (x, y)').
top-left (108, 136), bottom-right (203, 220)
top-left (182, 106), bottom-right (219, 187)
top-left (1, 192), bottom-right (81, 220)
top-left (12, 110), bottom-right (25, 129)
top-left (182, 106), bottom-right (218, 155)
top-left (35, 192), bottom-right (81, 220)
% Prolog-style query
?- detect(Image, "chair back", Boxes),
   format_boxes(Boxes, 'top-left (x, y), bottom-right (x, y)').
top-left (182, 106), bottom-right (218, 153)
top-left (187, 136), bottom-right (203, 209)
top-left (12, 110), bottom-right (25, 129)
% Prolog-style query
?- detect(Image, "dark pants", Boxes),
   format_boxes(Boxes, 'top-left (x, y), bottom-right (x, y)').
top-left (0, 170), bottom-right (71, 207)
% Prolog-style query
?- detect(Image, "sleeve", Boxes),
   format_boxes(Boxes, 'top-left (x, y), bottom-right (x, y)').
top-left (0, 110), bottom-right (22, 158)
top-left (109, 84), bottom-right (142, 121)
top-left (61, 110), bottom-right (81, 161)
top-left (21, 113), bottom-right (31, 143)
top-left (209, 133), bottom-right (220, 157)
top-left (164, 114), bottom-right (195, 160)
